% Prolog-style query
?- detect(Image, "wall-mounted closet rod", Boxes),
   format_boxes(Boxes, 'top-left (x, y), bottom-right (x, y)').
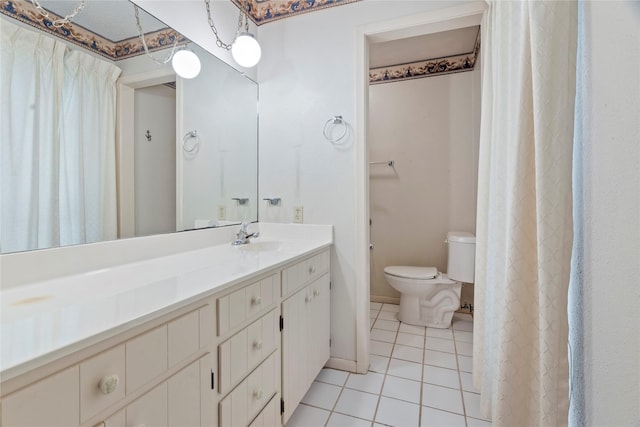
top-left (369, 160), bottom-right (395, 167)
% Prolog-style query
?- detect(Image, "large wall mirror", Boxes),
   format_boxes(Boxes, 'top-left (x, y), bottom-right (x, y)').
top-left (0, 0), bottom-right (258, 254)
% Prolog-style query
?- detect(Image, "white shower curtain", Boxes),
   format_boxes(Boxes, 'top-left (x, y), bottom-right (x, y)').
top-left (473, 1), bottom-right (577, 426)
top-left (1, 20), bottom-right (121, 252)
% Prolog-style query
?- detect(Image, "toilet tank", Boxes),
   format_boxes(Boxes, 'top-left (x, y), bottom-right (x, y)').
top-left (446, 232), bottom-right (476, 283)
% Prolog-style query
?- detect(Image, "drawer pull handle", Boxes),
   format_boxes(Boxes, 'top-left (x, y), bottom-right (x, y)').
top-left (98, 374), bottom-right (120, 395)
top-left (305, 295), bottom-right (311, 303)
top-left (253, 340), bottom-right (263, 350)
top-left (251, 295), bottom-right (262, 305)
top-left (313, 289), bottom-right (320, 297)
top-left (308, 266), bottom-right (316, 274)
top-left (253, 389), bottom-right (263, 400)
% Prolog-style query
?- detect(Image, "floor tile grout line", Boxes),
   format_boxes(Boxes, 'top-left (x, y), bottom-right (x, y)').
top-left (452, 326), bottom-right (470, 427)
top-left (371, 320), bottom-right (400, 425)
top-left (417, 323), bottom-right (427, 427)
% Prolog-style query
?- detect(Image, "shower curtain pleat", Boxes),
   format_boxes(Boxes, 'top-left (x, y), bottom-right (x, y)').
top-left (473, 2), bottom-right (577, 425)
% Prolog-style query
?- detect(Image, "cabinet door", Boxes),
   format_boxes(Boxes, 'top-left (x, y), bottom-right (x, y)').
top-left (168, 361), bottom-right (200, 427)
top-left (281, 286), bottom-right (309, 424)
top-left (126, 382), bottom-right (167, 427)
top-left (308, 275), bottom-right (331, 385)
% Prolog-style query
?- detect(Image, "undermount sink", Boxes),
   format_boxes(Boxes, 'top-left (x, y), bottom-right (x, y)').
top-left (236, 241), bottom-right (284, 252)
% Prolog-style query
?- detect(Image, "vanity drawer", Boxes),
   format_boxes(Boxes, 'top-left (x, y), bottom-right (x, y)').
top-left (218, 273), bottom-right (278, 336)
top-left (124, 308), bottom-right (205, 394)
top-left (219, 350), bottom-right (280, 427)
top-left (282, 249), bottom-right (330, 296)
top-left (80, 344), bottom-right (126, 423)
top-left (1, 366), bottom-right (80, 427)
top-left (218, 308), bottom-right (279, 394)
top-left (126, 325), bottom-right (168, 393)
top-left (249, 393), bottom-right (281, 427)
top-left (168, 309), bottom-right (200, 367)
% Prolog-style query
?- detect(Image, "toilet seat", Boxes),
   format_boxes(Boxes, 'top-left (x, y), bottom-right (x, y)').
top-left (384, 266), bottom-right (438, 280)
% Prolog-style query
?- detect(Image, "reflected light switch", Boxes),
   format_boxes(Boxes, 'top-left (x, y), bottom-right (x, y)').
top-left (293, 206), bottom-right (303, 224)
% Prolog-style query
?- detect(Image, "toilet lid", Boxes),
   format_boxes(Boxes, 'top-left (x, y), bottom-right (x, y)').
top-left (384, 266), bottom-right (438, 280)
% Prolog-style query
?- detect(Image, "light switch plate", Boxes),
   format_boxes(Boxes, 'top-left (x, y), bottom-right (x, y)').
top-left (293, 206), bottom-right (303, 223)
top-left (218, 206), bottom-right (226, 220)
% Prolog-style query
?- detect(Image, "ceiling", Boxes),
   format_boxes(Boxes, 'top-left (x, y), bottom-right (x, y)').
top-left (370, 26), bottom-right (480, 69)
top-left (33, 0), bottom-right (164, 42)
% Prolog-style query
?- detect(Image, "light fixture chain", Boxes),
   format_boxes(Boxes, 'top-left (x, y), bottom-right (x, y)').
top-left (30, 0), bottom-right (87, 28)
top-left (243, 0), bottom-right (250, 32)
top-left (134, 5), bottom-right (179, 65)
top-left (204, 0), bottom-right (245, 51)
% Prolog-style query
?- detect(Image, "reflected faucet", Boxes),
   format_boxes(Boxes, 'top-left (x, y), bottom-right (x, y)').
top-left (232, 222), bottom-right (260, 245)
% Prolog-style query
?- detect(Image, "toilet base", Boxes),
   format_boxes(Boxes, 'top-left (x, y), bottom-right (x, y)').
top-left (397, 284), bottom-right (462, 329)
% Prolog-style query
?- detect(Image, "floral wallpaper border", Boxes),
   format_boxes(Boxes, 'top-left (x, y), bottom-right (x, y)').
top-left (0, 0), bottom-right (188, 61)
top-left (369, 29), bottom-right (481, 85)
top-left (233, 0), bottom-right (360, 25)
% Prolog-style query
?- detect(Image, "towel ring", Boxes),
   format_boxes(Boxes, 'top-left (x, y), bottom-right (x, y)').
top-left (182, 130), bottom-right (200, 153)
top-left (323, 115), bottom-right (348, 144)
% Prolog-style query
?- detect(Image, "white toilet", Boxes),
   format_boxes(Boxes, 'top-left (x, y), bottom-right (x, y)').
top-left (384, 232), bottom-right (476, 328)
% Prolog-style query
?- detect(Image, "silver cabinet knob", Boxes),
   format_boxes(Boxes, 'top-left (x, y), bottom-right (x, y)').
top-left (253, 389), bottom-right (263, 400)
top-left (253, 340), bottom-right (263, 350)
top-left (98, 374), bottom-right (120, 395)
top-left (251, 295), bottom-right (262, 305)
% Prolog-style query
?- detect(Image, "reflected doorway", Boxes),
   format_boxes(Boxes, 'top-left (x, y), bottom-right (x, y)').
top-left (133, 83), bottom-right (177, 237)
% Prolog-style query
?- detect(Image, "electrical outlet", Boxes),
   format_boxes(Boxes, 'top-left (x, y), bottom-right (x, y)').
top-left (218, 205), bottom-right (226, 220)
top-left (293, 206), bottom-right (303, 223)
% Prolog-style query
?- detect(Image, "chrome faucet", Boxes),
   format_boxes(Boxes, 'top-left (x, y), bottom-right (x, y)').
top-left (232, 222), bottom-right (259, 245)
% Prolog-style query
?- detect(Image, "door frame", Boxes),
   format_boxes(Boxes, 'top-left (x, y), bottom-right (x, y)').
top-left (354, 2), bottom-right (487, 373)
top-left (116, 68), bottom-right (178, 238)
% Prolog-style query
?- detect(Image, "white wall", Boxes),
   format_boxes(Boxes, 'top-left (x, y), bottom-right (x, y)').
top-left (368, 70), bottom-right (480, 300)
top-left (134, 84), bottom-right (177, 237)
top-left (180, 44), bottom-right (258, 229)
top-left (574, 1), bottom-right (640, 425)
top-left (257, 0), bottom-right (468, 363)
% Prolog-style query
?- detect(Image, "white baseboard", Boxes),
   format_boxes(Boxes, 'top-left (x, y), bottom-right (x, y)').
top-left (325, 357), bottom-right (357, 373)
top-left (370, 295), bottom-right (400, 305)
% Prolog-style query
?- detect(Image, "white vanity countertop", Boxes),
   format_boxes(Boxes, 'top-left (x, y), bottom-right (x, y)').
top-left (0, 223), bottom-right (332, 381)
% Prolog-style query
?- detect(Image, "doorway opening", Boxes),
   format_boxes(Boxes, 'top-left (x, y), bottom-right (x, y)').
top-left (354, 2), bottom-right (487, 373)
top-left (116, 69), bottom-right (180, 239)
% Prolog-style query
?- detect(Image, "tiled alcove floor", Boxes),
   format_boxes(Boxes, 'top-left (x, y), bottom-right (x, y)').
top-left (285, 302), bottom-right (491, 427)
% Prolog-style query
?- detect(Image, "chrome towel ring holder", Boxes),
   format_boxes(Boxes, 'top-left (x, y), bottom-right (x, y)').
top-left (182, 130), bottom-right (200, 153)
top-left (323, 115), bottom-right (348, 144)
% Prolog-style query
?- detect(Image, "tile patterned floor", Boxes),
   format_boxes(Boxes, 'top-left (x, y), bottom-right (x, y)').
top-left (286, 302), bottom-right (492, 427)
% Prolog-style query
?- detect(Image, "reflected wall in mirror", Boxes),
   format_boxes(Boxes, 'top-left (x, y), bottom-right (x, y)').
top-left (0, 0), bottom-right (258, 253)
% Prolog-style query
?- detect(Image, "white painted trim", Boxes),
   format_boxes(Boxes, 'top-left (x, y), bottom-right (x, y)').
top-left (325, 357), bottom-right (357, 373)
top-left (175, 78), bottom-right (184, 230)
top-left (354, 0), bottom-right (488, 376)
top-left (116, 69), bottom-right (176, 239)
top-left (116, 83), bottom-right (135, 239)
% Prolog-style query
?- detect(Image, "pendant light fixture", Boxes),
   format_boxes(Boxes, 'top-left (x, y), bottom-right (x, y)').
top-left (171, 50), bottom-right (202, 79)
top-left (204, 0), bottom-right (261, 68)
top-left (134, 5), bottom-right (201, 79)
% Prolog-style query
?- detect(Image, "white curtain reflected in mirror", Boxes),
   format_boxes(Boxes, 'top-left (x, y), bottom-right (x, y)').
top-left (1, 19), bottom-right (121, 253)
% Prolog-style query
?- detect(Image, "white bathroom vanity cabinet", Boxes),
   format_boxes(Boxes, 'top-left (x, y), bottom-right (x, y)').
top-left (0, 226), bottom-right (332, 427)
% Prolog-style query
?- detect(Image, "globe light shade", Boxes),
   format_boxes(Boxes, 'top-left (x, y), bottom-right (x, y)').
top-left (172, 50), bottom-right (201, 79)
top-left (231, 32), bottom-right (261, 68)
